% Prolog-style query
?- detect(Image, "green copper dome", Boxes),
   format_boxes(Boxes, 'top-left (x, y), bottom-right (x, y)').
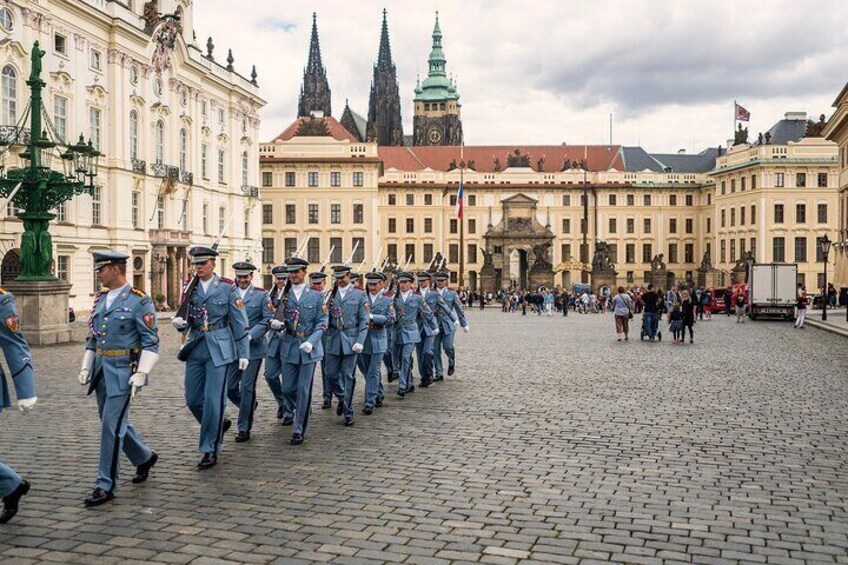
top-left (415, 12), bottom-right (460, 103)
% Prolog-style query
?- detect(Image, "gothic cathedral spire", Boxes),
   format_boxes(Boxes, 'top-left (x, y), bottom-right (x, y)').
top-left (366, 9), bottom-right (404, 146)
top-left (413, 12), bottom-right (462, 146)
top-left (298, 13), bottom-right (332, 118)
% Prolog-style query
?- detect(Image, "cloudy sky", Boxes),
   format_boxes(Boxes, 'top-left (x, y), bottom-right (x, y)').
top-left (194, 0), bottom-right (848, 154)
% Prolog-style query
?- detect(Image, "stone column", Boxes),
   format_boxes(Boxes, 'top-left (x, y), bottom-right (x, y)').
top-left (6, 280), bottom-right (73, 345)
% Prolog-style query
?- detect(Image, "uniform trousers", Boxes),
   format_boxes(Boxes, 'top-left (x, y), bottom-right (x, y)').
top-left (433, 331), bottom-right (456, 377)
top-left (0, 459), bottom-right (22, 498)
top-left (326, 352), bottom-right (358, 418)
top-left (357, 353), bottom-right (384, 409)
top-left (225, 358), bottom-right (263, 433)
top-left (93, 376), bottom-right (151, 492)
top-left (383, 333), bottom-right (395, 375)
top-left (393, 342), bottom-right (416, 391)
top-left (264, 354), bottom-right (294, 420)
top-left (321, 355), bottom-right (344, 404)
top-left (415, 335), bottom-right (435, 382)
top-left (184, 339), bottom-right (228, 454)
top-left (282, 361), bottom-right (317, 436)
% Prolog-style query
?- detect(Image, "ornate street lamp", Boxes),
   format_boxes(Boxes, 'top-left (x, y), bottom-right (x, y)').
top-left (817, 235), bottom-right (832, 321)
top-left (0, 42), bottom-right (99, 280)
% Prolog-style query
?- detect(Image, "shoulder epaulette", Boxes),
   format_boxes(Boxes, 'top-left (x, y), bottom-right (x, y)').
top-left (130, 287), bottom-right (146, 298)
top-left (219, 277), bottom-right (234, 285)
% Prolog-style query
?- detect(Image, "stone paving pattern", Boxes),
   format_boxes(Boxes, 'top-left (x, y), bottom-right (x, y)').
top-left (1, 310), bottom-right (847, 564)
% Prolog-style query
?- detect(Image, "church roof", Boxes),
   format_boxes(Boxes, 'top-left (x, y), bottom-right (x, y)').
top-left (272, 116), bottom-right (357, 142)
top-left (379, 145), bottom-right (624, 173)
top-left (415, 13), bottom-right (460, 103)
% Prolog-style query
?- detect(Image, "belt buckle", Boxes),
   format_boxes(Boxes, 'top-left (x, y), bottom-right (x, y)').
top-left (201, 324), bottom-right (209, 332)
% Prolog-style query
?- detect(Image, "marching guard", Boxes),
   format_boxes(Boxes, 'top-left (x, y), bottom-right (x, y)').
top-left (267, 257), bottom-right (328, 445)
top-left (225, 262), bottom-right (273, 442)
top-left (383, 267), bottom-right (399, 383)
top-left (265, 265), bottom-right (293, 424)
top-left (77, 251), bottom-right (160, 507)
top-left (311, 271), bottom-right (343, 412)
top-left (415, 272), bottom-right (439, 387)
top-left (323, 265), bottom-right (368, 426)
top-left (0, 287), bottom-right (36, 523)
top-left (392, 272), bottom-right (435, 397)
top-left (432, 271), bottom-right (469, 381)
top-left (172, 246), bottom-right (249, 470)
top-left (357, 271), bottom-right (395, 414)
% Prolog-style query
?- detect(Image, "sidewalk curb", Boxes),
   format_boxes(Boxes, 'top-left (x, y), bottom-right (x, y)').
top-left (804, 318), bottom-right (848, 338)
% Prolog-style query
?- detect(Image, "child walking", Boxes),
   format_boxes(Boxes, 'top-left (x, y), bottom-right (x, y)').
top-left (669, 303), bottom-right (684, 344)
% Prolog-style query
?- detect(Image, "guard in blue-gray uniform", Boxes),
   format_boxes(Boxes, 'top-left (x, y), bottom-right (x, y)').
top-left (173, 246), bottom-right (249, 470)
top-left (415, 272), bottom-right (439, 388)
top-left (267, 257), bottom-right (328, 445)
top-left (0, 288), bottom-right (36, 524)
top-left (225, 262), bottom-right (273, 443)
top-left (311, 271), bottom-right (342, 413)
top-left (392, 272), bottom-right (435, 397)
top-left (324, 265), bottom-right (368, 426)
top-left (77, 251), bottom-right (160, 507)
top-left (432, 271), bottom-right (469, 381)
top-left (356, 272), bottom-right (395, 414)
top-left (383, 268), bottom-right (399, 383)
top-left (264, 266), bottom-right (292, 424)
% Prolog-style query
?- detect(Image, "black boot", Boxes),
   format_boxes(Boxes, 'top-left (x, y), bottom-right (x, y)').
top-left (336, 403), bottom-right (344, 416)
top-left (235, 431), bottom-right (250, 443)
top-left (197, 452), bottom-right (218, 470)
top-left (321, 400), bottom-right (332, 409)
top-left (0, 480), bottom-right (30, 523)
top-left (447, 361), bottom-right (455, 376)
top-left (132, 452), bottom-right (158, 484)
top-left (291, 434), bottom-right (304, 445)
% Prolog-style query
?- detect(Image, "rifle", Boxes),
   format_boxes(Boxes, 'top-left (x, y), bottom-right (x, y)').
top-left (346, 240), bottom-right (360, 266)
top-left (174, 213), bottom-right (233, 328)
top-left (272, 236), bottom-right (310, 324)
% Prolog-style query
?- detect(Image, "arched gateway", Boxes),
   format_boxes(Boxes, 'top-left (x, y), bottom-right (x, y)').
top-left (480, 194), bottom-right (555, 292)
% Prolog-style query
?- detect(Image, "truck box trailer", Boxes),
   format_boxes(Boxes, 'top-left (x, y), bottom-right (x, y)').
top-left (749, 263), bottom-right (797, 320)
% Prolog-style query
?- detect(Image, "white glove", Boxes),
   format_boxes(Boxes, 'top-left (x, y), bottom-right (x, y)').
top-left (136, 350), bottom-right (159, 374)
top-left (18, 397), bottom-right (36, 414)
top-left (172, 316), bottom-right (187, 330)
top-left (238, 358), bottom-right (249, 371)
top-left (368, 313), bottom-right (374, 320)
top-left (81, 349), bottom-right (95, 371)
top-left (352, 343), bottom-right (364, 353)
top-left (129, 372), bottom-right (147, 389)
top-left (269, 319), bottom-right (283, 331)
top-left (455, 320), bottom-right (460, 326)
top-left (78, 368), bottom-right (91, 386)
top-left (433, 327), bottom-right (440, 335)
top-left (247, 333), bottom-right (252, 342)
top-left (463, 325), bottom-right (470, 333)
top-left (299, 341), bottom-right (313, 354)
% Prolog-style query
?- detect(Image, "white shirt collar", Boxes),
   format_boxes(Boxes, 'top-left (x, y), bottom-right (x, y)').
top-left (291, 283), bottom-right (306, 300)
top-left (401, 290), bottom-right (412, 300)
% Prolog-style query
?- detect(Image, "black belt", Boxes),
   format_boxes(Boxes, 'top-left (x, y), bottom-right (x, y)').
top-left (332, 324), bottom-right (355, 331)
top-left (286, 328), bottom-right (313, 338)
top-left (190, 321), bottom-right (228, 332)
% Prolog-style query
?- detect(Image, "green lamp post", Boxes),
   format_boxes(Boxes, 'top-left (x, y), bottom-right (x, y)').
top-left (0, 41), bottom-right (100, 281)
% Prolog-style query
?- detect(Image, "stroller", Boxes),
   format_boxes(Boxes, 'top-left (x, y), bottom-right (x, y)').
top-left (640, 313), bottom-right (662, 341)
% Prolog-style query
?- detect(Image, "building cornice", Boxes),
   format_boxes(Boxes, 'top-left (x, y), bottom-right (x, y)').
top-left (710, 157), bottom-right (838, 176)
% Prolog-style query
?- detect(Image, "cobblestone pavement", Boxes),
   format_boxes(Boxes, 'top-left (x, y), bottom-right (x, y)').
top-left (1, 309), bottom-right (848, 564)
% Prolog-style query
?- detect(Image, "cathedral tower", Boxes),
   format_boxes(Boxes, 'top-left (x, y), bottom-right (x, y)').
top-left (298, 13), bottom-right (332, 117)
top-left (366, 9), bottom-right (404, 146)
top-left (413, 13), bottom-right (462, 146)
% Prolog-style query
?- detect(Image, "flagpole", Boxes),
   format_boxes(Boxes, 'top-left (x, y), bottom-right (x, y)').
top-left (459, 143), bottom-right (465, 290)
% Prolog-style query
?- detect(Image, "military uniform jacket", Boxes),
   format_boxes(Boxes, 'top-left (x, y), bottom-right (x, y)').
top-left (278, 287), bottom-right (329, 364)
top-left (324, 286), bottom-right (368, 356)
top-left (433, 288), bottom-right (467, 335)
top-left (266, 285), bottom-right (286, 358)
top-left (239, 285), bottom-right (274, 360)
top-left (179, 275), bottom-right (249, 367)
top-left (0, 289), bottom-right (35, 412)
top-left (419, 289), bottom-right (445, 338)
top-left (85, 284), bottom-right (159, 398)
top-left (393, 291), bottom-right (434, 345)
top-left (362, 292), bottom-right (395, 355)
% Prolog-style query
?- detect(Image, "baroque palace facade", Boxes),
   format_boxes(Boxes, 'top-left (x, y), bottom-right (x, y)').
top-left (260, 10), bottom-right (842, 293)
top-left (0, 0), bottom-right (264, 311)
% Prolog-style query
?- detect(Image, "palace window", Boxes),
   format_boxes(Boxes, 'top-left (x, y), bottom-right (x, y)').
top-left (685, 218), bottom-right (693, 234)
top-left (330, 238), bottom-right (343, 263)
top-left (308, 171), bottom-right (318, 187)
top-left (668, 243), bottom-right (678, 264)
top-left (330, 203), bottom-right (341, 224)
top-left (57, 256), bottom-right (69, 282)
top-left (262, 204), bottom-right (273, 224)
top-left (201, 144), bottom-right (208, 178)
top-left (285, 204), bottom-right (296, 224)
top-left (608, 218), bottom-right (617, 233)
top-left (625, 244), bottom-right (635, 264)
top-left (158, 197), bottom-right (165, 229)
top-left (242, 151), bottom-right (249, 186)
top-left (218, 206), bottom-right (226, 234)
top-left (353, 203), bottom-right (363, 224)
top-left (706, 216), bottom-right (711, 233)
top-left (773, 237), bottom-right (785, 262)
top-left (468, 194), bottom-right (477, 206)
top-left (262, 172), bottom-right (273, 187)
top-left (669, 194), bottom-right (677, 206)
top-left (406, 218), bottom-right (414, 233)
top-left (353, 172), bottom-right (364, 187)
top-left (467, 245), bottom-right (477, 264)
top-left (307, 239), bottom-right (320, 263)
top-left (89, 107), bottom-right (102, 150)
top-left (817, 203), bottom-right (827, 223)
top-left (562, 194), bottom-right (571, 206)
top-left (774, 204), bottom-right (784, 223)
top-left (450, 219), bottom-right (457, 234)
top-left (626, 194), bottom-right (634, 206)
top-left (562, 218), bottom-right (571, 233)
top-left (643, 218), bottom-right (651, 234)
top-left (284, 238), bottom-right (297, 257)
top-left (285, 171), bottom-right (296, 187)
top-left (262, 238), bottom-right (275, 264)
top-left (154, 120), bottom-right (165, 165)
top-left (642, 243), bottom-right (652, 263)
top-left (609, 194), bottom-right (617, 206)
top-left (425, 194), bottom-right (433, 205)
top-left (388, 194), bottom-right (397, 206)
top-left (330, 171), bottom-right (341, 187)
top-left (54, 96), bottom-right (67, 143)
top-left (468, 219), bottom-right (476, 234)
top-left (796, 203), bottom-right (806, 223)
top-left (424, 217), bottom-right (433, 233)
top-left (92, 185), bottom-right (102, 225)
top-left (818, 173), bottom-right (828, 187)
top-left (730, 208), bottom-right (735, 226)
top-left (129, 110), bottom-right (139, 160)
top-left (388, 218), bottom-right (396, 233)
top-left (449, 244), bottom-right (458, 263)
top-left (751, 205), bottom-right (756, 224)
top-left (308, 203), bottom-right (319, 224)
top-left (685, 194), bottom-right (694, 206)
top-left (626, 218), bottom-right (634, 234)
top-left (751, 175), bottom-right (757, 190)
top-left (423, 244), bottom-right (434, 264)
top-left (218, 149), bottom-right (226, 183)
top-left (180, 129), bottom-right (188, 172)
top-left (351, 238), bottom-right (364, 262)
top-left (796, 173), bottom-right (806, 188)
top-left (775, 173), bottom-right (784, 187)
top-left (794, 237), bottom-right (807, 263)
top-left (202, 203), bottom-right (209, 234)
top-left (387, 244), bottom-right (397, 263)
top-left (405, 244), bottom-right (415, 263)
top-left (669, 218), bottom-right (677, 234)
top-left (684, 243), bottom-right (694, 263)
top-left (406, 194), bottom-right (414, 206)
top-left (131, 191), bottom-right (140, 228)
top-left (561, 244), bottom-right (572, 260)
top-left (643, 194), bottom-right (651, 206)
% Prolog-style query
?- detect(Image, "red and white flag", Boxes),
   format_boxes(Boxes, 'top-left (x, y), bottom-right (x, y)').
top-left (735, 103), bottom-right (750, 122)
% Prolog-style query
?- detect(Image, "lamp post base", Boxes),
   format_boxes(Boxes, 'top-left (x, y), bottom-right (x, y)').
top-left (5, 279), bottom-right (75, 345)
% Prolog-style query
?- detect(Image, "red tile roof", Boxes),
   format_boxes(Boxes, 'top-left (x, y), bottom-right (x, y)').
top-left (378, 145), bottom-right (624, 173)
top-left (272, 116), bottom-right (358, 142)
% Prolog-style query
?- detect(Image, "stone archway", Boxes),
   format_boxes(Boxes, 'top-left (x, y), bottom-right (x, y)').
top-left (1, 249), bottom-right (21, 285)
top-left (481, 194), bottom-right (554, 292)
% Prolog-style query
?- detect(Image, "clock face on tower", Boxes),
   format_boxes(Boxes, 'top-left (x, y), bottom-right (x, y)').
top-left (428, 127), bottom-right (442, 145)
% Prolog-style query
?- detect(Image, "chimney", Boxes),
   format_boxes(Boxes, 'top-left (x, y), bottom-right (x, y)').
top-left (784, 111), bottom-right (807, 121)
top-left (677, 148), bottom-right (686, 154)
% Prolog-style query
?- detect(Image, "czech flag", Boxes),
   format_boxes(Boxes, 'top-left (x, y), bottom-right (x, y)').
top-left (735, 102), bottom-right (750, 122)
top-left (455, 178), bottom-right (464, 219)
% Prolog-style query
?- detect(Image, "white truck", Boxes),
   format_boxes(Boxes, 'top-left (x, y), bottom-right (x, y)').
top-left (748, 263), bottom-right (797, 320)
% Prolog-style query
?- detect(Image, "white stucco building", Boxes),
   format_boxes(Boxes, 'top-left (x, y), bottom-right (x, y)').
top-left (0, 0), bottom-right (265, 311)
